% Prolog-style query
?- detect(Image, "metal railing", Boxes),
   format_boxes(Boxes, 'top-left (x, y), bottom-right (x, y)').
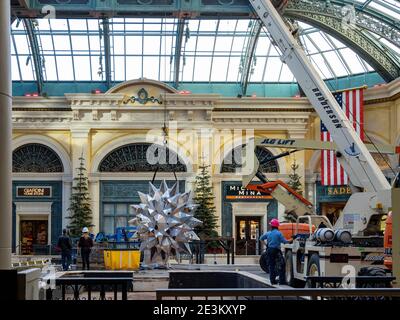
top-left (156, 288), bottom-right (400, 300)
top-left (45, 277), bottom-right (132, 300)
top-left (16, 243), bottom-right (54, 255)
top-left (190, 238), bottom-right (235, 264)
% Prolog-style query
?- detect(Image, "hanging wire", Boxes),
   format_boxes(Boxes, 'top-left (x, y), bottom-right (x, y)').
top-left (163, 13), bottom-right (169, 148)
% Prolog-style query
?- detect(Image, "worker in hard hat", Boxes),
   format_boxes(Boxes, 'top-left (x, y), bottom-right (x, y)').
top-left (260, 219), bottom-right (290, 285)
top-left (78, 227), bottom-right (94, 270)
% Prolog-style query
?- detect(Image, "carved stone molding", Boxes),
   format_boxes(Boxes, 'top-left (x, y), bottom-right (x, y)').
top-left (111, 110), bottom-right (118, 121)
top-left (73, 110), bottom-right (80, 121)
top-left (92, 110), bottom-right (99, 121)
top-left (12, 116), bottom-right (70, 123)
top-left (285, 0), bottom-right (400, 49)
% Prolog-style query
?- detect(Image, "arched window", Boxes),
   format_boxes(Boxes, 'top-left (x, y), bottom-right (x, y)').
top-left (221, 145), bottom-right (279, 173)
top-left (13, 143), bottom-right (64, 173)
top-left (98, 143), bottom-right (187, 172)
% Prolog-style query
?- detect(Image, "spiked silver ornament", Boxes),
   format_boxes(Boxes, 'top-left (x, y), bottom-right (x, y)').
top-left (129, 180), bottom-right (202, 268)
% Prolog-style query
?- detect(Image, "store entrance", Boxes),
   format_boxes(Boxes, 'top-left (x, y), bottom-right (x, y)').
top-left (235, 216), bottom-right (261, 255)
top-left (20, 220), bottom-right (48, 255)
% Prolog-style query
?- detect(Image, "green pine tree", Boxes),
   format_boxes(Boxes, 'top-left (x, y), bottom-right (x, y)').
top-left (193, 164), bottom-right (218, 239)
top-left (67, 157), bottom-right (92, 238)
top-left (288, 160), bottom-right (302, 193)
top-left (285, 160), bottom-right (303, 222)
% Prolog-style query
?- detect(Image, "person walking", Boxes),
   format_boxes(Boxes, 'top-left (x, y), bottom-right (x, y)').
top-left (78, 227), bottom-right (94, 270)
top-left (260, 219), bottom-right (290, 285)
top-left (57, 229), bottom-right (72, 271)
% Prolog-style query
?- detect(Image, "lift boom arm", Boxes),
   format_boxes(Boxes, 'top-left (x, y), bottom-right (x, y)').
top-left (247, 180), bottom-right (315, 217)
top-left (250, 0), bottom-right (391, 194)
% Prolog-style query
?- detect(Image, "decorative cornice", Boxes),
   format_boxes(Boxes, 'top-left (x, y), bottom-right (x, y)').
top-left (12, 96), bottom-right (69, 110)
top-left (217, 96), bottom-right (311, 107)
top-left (364, 92), bottom-right (400, 105)
top-left (12, 108), bottom-right (71, 112)
top-left (12, 117), bottom-right (71, 123)
top-left (65, 93), bottom-right (125, 107)
top-left (12, 110), bottom-right (71, 125)
top-left (215, 108), bottom-right (314, 112)
top-left (364, 78), bottom-right (400, 105)
top-left (212, 117), bottom-right (309, 124)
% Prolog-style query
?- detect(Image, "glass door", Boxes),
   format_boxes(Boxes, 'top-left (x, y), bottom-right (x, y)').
top-left (235, 217), bottom-right (261, 255)
top-left (20, 220), bottom-right (48, 255)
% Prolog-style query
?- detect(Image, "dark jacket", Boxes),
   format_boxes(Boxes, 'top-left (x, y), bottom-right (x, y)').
top-left (57, 235), bottom-right (72, 253)
top-left (78, 236), bottom-right (94, 251)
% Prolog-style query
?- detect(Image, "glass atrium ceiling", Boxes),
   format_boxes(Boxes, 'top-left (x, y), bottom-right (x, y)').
top-left (353, 0), bottom-right (400, 21)
top-left (10, 16), bottom-right (399, 86)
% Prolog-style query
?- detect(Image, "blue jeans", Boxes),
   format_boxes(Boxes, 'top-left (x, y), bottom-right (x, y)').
top-left (61, 251), bottom-right (72, 271)
top-left (266, 247), bottom-right (285, 284)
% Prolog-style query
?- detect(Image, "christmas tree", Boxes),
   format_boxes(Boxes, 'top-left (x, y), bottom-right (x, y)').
top-left (285, 160), bottom-right (303, 222)
top-left (288, 160), bottom-right (302, 194)
top-left (193, 163), bottom-right (218, 239)
top-left (67, 157), bottom-right (92, 238)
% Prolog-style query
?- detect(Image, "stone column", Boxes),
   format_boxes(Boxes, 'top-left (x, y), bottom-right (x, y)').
top-left (0, 0), bottom-right (12, 270)
top-left (304, 173), bottom-right (317, 206)
top-left (197, 127), bottom-right (214, 167)
top-left (70, 129), bottom-right (92, 232)
top-left (89, 179), bottom-right (100, 234)
top-left (213, 179), bottom-right (222, 236)
top-left (62, 179), bottom-right (73, 229)
top-left (70, 129), bottom-right (91, 177)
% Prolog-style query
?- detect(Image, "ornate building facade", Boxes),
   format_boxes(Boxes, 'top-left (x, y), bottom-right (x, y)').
top-left (12, 78), bottom-right (400, 255)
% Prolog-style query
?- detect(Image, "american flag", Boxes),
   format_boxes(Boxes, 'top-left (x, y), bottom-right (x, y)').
top-left (321, 88), bottom-right (364, 186)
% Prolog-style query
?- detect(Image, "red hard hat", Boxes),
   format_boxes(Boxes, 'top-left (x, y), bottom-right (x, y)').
top-left (270, 219), bottom-right (280, 228)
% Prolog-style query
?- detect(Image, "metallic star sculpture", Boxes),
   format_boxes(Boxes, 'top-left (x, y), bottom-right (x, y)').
top-left (128, 180), bottom-right (202, 268)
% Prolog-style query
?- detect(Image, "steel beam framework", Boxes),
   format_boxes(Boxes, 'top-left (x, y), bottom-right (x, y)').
top-left (23, 18), bottom-right (44, 94)
top-left (285, 0), bottom-right (400, 50)
top-left (283, 9), bottom-right (400, 81)
top-left (10, 1), bottom-right (400, 84)
top-left (11, 0), bottom-right (400, 34)
top-left (173, 19), bottom-right (186, 89)
top-left (102, 18), bottom-right (112, 89)
top-left (240, 20), bottom-right (262, 96)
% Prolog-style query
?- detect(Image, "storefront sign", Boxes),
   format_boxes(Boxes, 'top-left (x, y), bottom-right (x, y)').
top-left (17, 187), bottom-right (52, 198)
top-left (326, 186), bottom-right (352, 196)
top-left (316, 183), bottom-right (352, 204)
top-left (225, 185), bottom-right (272, 200)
